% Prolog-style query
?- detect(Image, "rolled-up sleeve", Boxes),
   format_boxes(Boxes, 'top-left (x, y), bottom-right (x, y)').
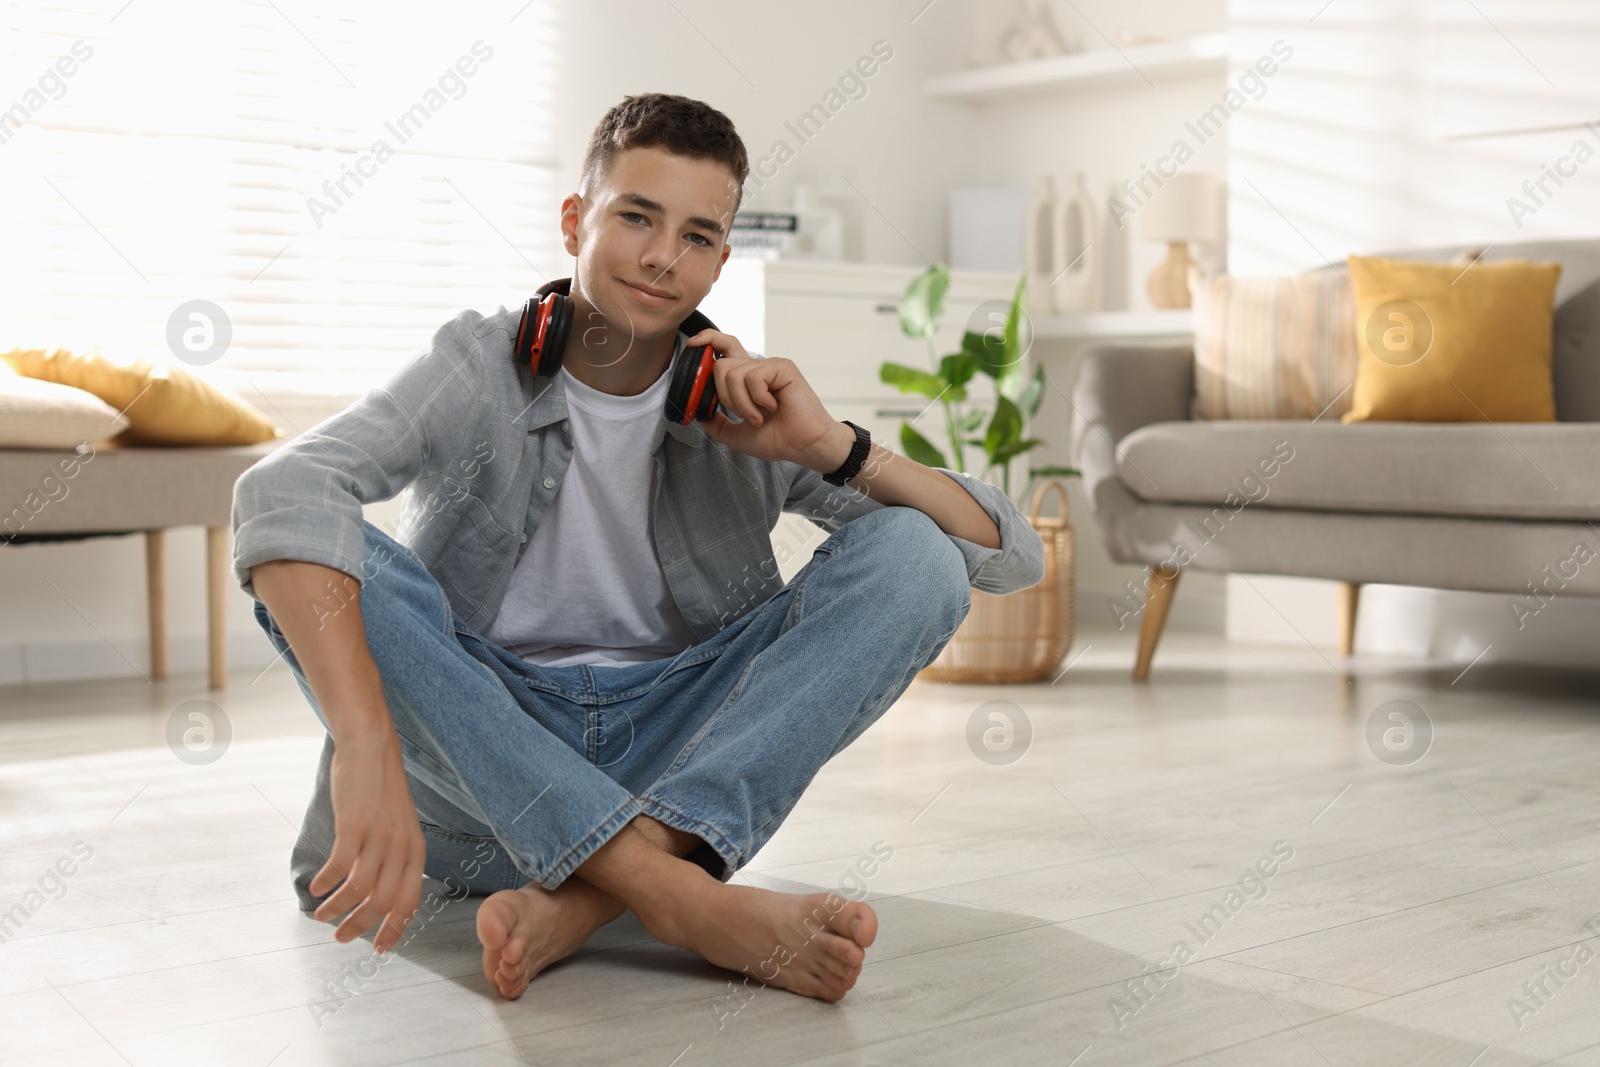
top-left (230, 311), bottom-right (488, 601)
top-left (781, 464), bottom-right (1046, 595)
top-left (929, 468), bottom-right (1046, 595)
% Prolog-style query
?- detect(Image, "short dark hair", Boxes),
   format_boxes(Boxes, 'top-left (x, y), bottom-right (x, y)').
top-left (579, 93), bottom-right (749, 219)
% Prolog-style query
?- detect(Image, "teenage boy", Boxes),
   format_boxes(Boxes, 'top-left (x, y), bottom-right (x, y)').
top-left (234, 92), bottom-right (1044, 1004)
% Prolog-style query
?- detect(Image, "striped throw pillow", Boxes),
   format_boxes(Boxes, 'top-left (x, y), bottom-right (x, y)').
top-left (1191, 269), bottom-right (1358, 420)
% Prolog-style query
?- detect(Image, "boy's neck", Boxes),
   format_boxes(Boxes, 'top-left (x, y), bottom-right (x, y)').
top-left (561, 287), bottom-right (678, 398)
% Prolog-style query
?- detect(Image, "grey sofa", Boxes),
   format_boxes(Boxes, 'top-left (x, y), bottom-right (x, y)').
top-left (1071, 237), bottom-right (1600, 679)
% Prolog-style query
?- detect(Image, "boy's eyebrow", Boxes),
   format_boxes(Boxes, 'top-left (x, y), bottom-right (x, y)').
top-left (616, 191), bottom-right (726, 237)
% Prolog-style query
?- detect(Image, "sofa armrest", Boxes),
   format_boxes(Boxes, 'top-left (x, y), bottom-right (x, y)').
top-left (1070, 343), bottom-right (1194, 562)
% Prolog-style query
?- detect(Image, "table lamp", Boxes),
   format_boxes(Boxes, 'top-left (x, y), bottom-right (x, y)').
top-left (1140, 172), bottom-right (1222, 309)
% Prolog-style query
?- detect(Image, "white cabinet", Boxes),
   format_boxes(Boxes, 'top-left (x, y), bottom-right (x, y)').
top-left (698, 259), bottom-right (1023, 460)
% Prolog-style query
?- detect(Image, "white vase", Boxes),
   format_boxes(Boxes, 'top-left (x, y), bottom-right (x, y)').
top-left (791, 184), bottom-right (844, 261)
top-left (1050, 171), bottom-right (1100, 315)
top-left (1022, 175), bottom-right (1058, 315)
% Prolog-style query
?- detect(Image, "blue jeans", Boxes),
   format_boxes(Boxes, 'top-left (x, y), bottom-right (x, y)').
top-left (254, 506), bottom-right (971, 912)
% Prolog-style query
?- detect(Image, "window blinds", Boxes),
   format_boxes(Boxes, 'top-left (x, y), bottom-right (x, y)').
top-left (0, 0), bottom-right (562, 399)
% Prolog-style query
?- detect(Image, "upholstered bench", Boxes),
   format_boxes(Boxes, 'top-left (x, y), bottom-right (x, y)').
top-left (1, 439), bottom-right (284, 687)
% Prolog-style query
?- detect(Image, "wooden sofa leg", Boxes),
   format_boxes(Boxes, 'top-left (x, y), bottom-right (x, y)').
top-left (1338, 581), bottom-right (1360, 656)
top-left (207, 525), bottom-right (228, 689)
top-left (1132, 567), bottom-right (1181, 682)
top-left (145, 529), bottom-right (168, 680)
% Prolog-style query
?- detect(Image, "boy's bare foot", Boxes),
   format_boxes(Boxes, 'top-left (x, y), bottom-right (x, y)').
top-left (476, 876), bottom-right (625, 999)
top-left (638, 867), bottom-right (877, 1002)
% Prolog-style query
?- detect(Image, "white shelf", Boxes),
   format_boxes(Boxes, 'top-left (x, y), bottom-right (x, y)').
top-left (923, 32), bottom-right (1228, 103)
top-left (1033, 309), bottom-right (1193, 340)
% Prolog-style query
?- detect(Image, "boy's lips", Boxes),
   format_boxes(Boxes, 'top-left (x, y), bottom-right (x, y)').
top-left (622, 279), bottom-right (674, 307)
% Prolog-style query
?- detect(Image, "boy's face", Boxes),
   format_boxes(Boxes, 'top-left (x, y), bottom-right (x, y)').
top-left (561, 145), bottom-right (737, 341)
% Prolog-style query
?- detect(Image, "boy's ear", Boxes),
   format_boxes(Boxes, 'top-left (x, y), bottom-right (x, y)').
top-left (559, 193), bottom-right (584, 254)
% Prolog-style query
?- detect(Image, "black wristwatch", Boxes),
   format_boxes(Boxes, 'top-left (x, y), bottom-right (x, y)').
top-left (823, 420), bottom-right (872, 486)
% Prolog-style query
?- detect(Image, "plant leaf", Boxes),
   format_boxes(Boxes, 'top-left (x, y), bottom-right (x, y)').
top-left (999, 270), bottom-right (1030, 386)
top-left (939, 351), bottom-right (980, 390)
top-left (965, 270), bottom-right (1031, 383)
top-left (983, 395), bottom-right (1023, 454)
top-left (958, 409), bottom-right (986, 432)
top-left (1017, 365), bottom-right (1045, 420)
top-left (897, 264), bottom-right (950, 340)
top-left (960, 328), bottom-right (1003, 379)
top-left (879, 362), bottom-right (946, 399)
top-left (1031, 465), bottom-right (1081, 477)
top-left (990, 436), bottom-right (1045, 465)
top-left (899, 422), bottom-right (947, 468)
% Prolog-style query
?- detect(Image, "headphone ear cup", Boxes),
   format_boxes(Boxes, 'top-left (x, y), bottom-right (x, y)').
top-left (664, 342), bottom-right (705, 425)
top-left (693, 350), bottom-right (721, 421)
top-left (537, 293), bottom-right (573, 378)
top-left (514, 297), bottom-right (537, 370)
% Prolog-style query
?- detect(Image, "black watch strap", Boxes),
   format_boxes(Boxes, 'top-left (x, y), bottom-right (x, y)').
top-left (823, 420), bottom-right (872, 486)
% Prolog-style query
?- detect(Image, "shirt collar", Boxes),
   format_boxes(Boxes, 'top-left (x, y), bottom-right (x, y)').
top-left (519, 329), bottom-right (707, 451)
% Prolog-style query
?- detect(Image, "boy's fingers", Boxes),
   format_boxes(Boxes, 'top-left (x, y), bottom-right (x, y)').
top-left (721, 370), bottom-right (760, 424)
top-left (309, 850), bottom-right (354, 911)
top-left (318, 860), bottom-right (370, 925)
top-left (751, 373), bottom-right (778, 410)
top-left (316, 851), bottom-right (376, 931)
top-left (335, 874), bottom-right (397, 944)
top-left (381, 880), bottom-right (424, 953)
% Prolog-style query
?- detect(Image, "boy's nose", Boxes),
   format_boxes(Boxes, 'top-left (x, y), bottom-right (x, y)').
top-left (640, 233), bottom-right (679, 273)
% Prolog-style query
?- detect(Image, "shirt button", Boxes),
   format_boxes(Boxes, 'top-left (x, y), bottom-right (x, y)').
top-left (543, 476), bottom-right (555, 489)
top-left (520, 533), bottom-right (527, 544)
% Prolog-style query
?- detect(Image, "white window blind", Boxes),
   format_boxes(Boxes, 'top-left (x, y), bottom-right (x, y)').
top-left (0, 0), bottom-right (562, 400)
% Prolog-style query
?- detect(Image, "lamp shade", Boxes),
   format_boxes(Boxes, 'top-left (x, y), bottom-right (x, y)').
top-left (1140, 172), bottom-right (1222, 243)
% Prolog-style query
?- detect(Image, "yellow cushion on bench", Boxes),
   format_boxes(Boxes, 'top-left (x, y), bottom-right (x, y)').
top-left (0, 346), bottom-right (284, 446)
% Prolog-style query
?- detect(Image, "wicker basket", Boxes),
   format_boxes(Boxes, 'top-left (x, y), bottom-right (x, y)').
top-left (917, 478), bottom-right (1075, 684)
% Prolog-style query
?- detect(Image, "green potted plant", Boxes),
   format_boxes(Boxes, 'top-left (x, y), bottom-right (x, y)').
top-left (880, 265), bottom-right (1077, 505)
top-left (880, 264), bottom-right (1079, 683)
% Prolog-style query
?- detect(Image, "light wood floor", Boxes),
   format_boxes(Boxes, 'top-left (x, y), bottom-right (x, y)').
top-left (2, 628), bottom-right (1599, 1066)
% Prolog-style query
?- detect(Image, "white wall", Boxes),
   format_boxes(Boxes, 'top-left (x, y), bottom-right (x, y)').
top-left (551, 0), bottom-right (984, 266)
top-left (1224, 0), bottom-right (1600, 666)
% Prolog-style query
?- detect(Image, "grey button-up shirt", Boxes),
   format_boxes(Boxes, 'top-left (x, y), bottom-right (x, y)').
top-left (232, 305), bottom-right (1046, 643)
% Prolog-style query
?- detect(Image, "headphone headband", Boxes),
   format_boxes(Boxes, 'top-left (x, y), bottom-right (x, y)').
top-left (515, 277), bottom-right (725, 425)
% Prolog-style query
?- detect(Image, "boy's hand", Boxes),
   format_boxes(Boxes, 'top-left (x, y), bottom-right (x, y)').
top-left (688, 328), bottom-right (854, 474)
top-left (309, 726), bottom-right (426, 953)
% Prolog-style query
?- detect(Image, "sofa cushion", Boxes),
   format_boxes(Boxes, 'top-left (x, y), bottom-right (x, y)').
top-left (0, 363), bottom-right (130, 448)
top-left (1117, 421), bottom-right (1600, 521)
top-left (1191, 268), bottom-right (1357, 420)
top-left (1323, 239), bottom-right (1600, 420)
top-left (1554, 278), bottom-right (1600, 422)
top-left (1343, 255), bottom-right (1562, 424)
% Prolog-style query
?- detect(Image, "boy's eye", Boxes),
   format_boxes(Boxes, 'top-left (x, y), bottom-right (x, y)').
top-left (623, 211), bottom-right (712, 248)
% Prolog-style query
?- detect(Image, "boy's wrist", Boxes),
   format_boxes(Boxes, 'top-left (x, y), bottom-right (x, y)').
top-left (803, 420), bottom-right (860, 476)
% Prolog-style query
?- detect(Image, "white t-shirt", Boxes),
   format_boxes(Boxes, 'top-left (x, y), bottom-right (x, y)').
top-left (483, 361), bottom-right (700, 668)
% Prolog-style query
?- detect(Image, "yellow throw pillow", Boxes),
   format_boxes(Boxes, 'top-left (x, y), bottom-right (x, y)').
top-left (0, 346), bottom-right (284, 446)
top-left (1343, 254), bottom-right (1561, 423)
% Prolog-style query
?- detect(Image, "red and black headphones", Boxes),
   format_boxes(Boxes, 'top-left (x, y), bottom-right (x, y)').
top-left (513, 276), bottom-right (723, 425)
